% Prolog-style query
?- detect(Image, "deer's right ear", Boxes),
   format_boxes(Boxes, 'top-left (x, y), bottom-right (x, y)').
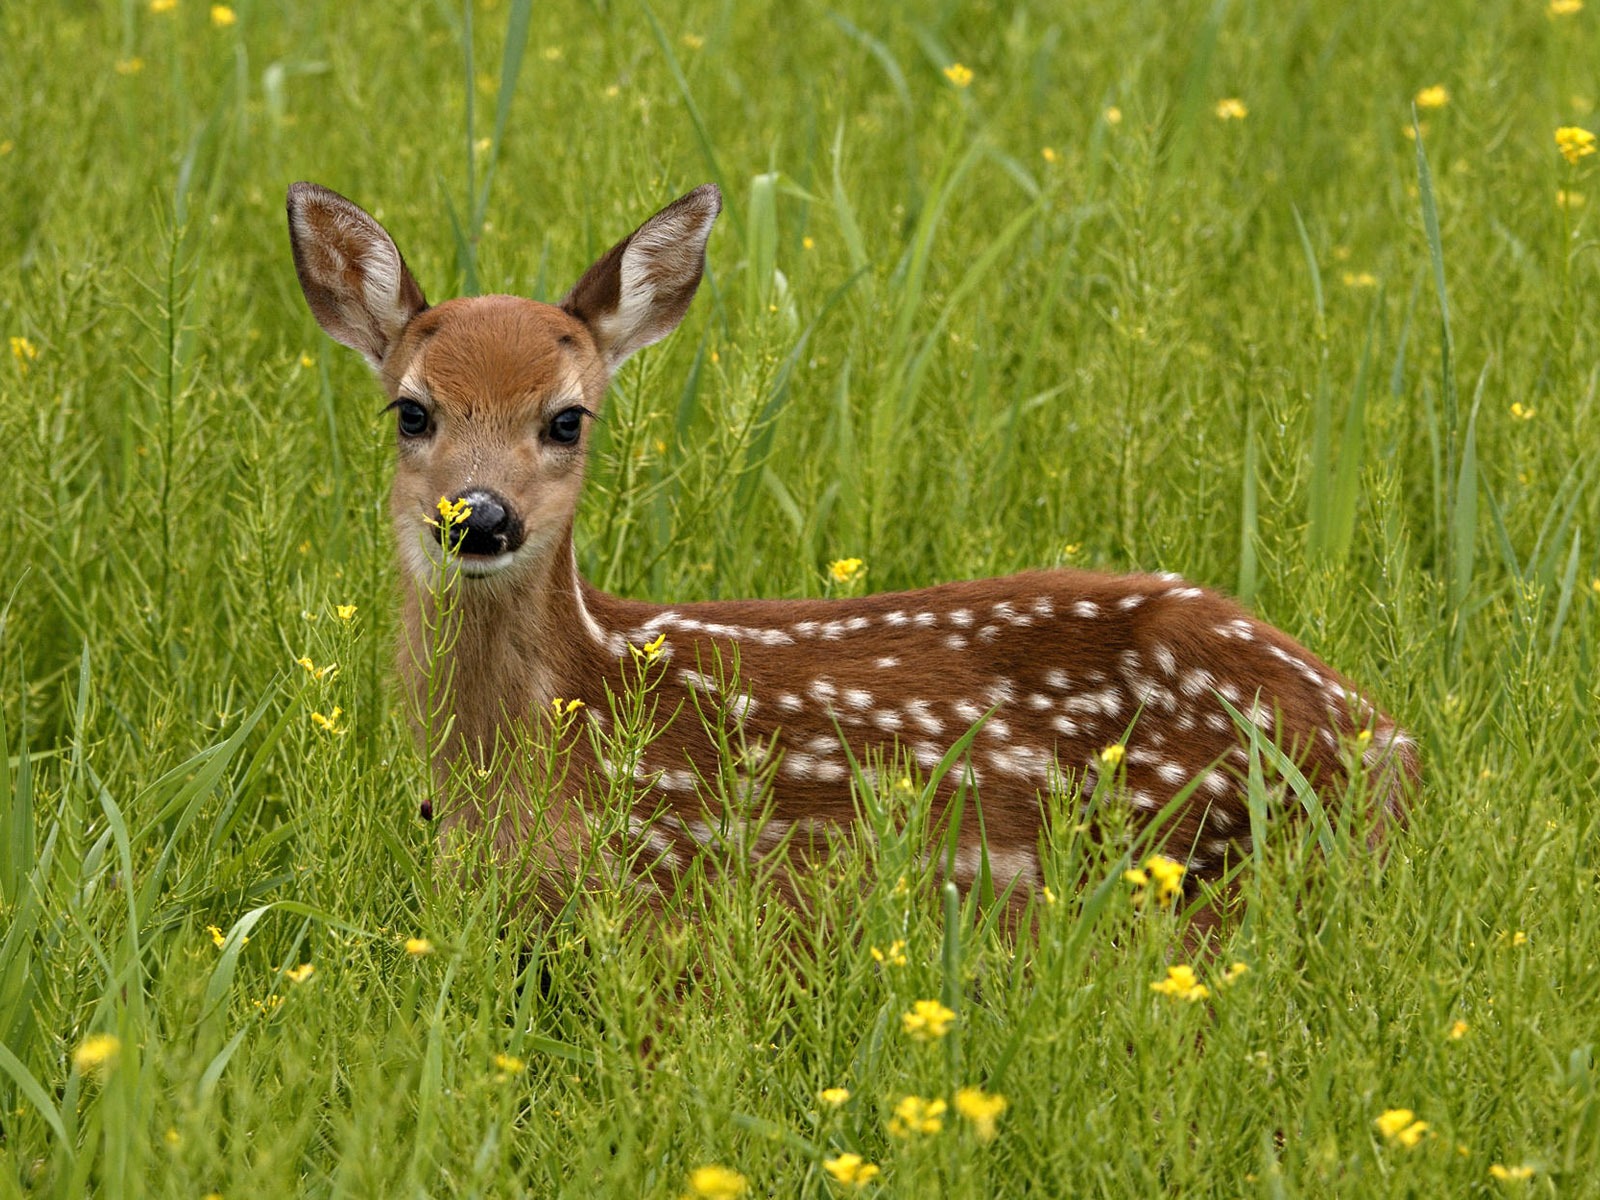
top-left (286, 182), bottom-right (428, 370)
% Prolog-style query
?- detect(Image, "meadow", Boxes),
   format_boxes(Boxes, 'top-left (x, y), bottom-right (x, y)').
top-left (3, 0), bottom-right (1600, 1194)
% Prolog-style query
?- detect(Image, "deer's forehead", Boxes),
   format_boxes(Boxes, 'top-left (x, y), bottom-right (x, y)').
top-left (386, 296), bottom-right (601, 407)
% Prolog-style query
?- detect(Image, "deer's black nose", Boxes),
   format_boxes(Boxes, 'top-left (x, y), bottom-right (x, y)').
top-left (436, 489), bottom-right (524, 557)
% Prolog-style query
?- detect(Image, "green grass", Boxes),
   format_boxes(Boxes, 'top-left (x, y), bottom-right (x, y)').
top-left (3, 0), bottom-right (1600, 1194)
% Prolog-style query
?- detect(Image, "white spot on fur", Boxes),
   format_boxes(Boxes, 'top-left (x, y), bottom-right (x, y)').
top-left (1043, 668), bottom-right (1071, 692)
top-left (810, 678), bottom-right (838, 704)
top-left (1051, 714), bottom-right (1080, 737)
top-left (843, 688), bottom-right (873, 710)
top-left (1027, 693), bottom-right (1052, 710)
top-left (913, 612), bottom-right (937, 628)
top-left (884, 610), bottom-right (909, 626)
top-left (952, 699), bottom-right (984, 724)
top-left (776, 692), bottom-right (802, 714)
top-left (945, 634), bottom-right (968, 651)
top-left (875, 656), bottom-right (900, 669)
top-left (1030, 595), bottom-right (1054, 618)
top-left (1151, 644), bottom-right (1178, 676)
top-left (872, 710), bottom-right (904, 732)
top-left (1072, 600), bottom-right (1100, 619)
top-left (1117, 593), bottom-right (1146, 611)
top-left (978, 624), bottom-right (1001, 642)
top-left (905, 700), bottom-right (943, 735)
top-left (678, 669), bottom-right (718, 693)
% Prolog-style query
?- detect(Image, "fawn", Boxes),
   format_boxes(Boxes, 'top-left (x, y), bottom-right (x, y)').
top-left (287, 180), bottom-right (1418, 925)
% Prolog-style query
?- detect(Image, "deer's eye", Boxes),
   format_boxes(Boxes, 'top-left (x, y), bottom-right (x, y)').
top-left (395, 399), bottom-right (431, 438)
top-left (547, 406), bottom-right (586, 446)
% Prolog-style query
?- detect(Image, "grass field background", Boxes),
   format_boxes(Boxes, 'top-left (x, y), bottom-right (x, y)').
top-left (3, 0), bottom-right (1600, 1194)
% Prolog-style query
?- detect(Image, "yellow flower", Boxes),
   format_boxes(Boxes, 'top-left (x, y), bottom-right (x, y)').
top-left (9, 336), bottom-right (38, 367)
top-left (1150, 964), bottom-right (1210, 1002)
top-left (1104, 107), bottom-right (1122, 126)
top-left (1448, 1019), bottom-right (1469, 1040)
top-left (1548, 0), bottom-right (1582, 15)
top-left (683, 1165), bottom-right (747, 1199)
top-left (1214, 97), bottom-right (1248, 121)
top-left (114, 57), bottom-right (145, 75)
top-left (1041, 146), bottom-right (1059, 163)
top-left (73, 1034), bottom-right (121, 1075)
top-left (253, 994), bottom-right (283, 1016)
top-left (550, 696), bottom-right (585, 716)
top-left (1490, 1163), bottom-right (1537, 1182)
top-left (1558, 189), bottom-right (1586, 208)
top-left (631, 632), bottom-right (668, 663)
top-left (802, 236), bottom-right (815, 250)
top-left (1041, 884), bottom-right (1058, 906)
top-left (404, 937), bottom-right (434, 957)
top-left (1062, 542), bottom-right (1082, 558)
top-left (870, 939), bottom-right (907, 967)
top-left (1499, 929), bottom-right (1529, 947)
top-left (150, 0), bottom-right (176, 11)
top-left (310, 707), bottom-right (344, 734)
top-left (828, 557), bottom-right (866, 584)
top-left (285, 963), bottom-right (315, 984)
top-left (1414, 85), bottom-right (1450, 110)
top-left (1220, 961), bottom-right (1250, 986)
top-left (1099, 742), bottom-right (1125, 768)
top-left (492, 1052), bottom-right (526, 1076)
top-left (211, 4), bottom-right (236, 26)
top-left (1342, 271), bottom-right (1378, 288)
top-left (943, 63), bottom-right (974, 89)
top-left (954, 1086), bottom-right (1007, 1143)
top-left (1509, 402), bottom-right (1536, 421)
top-left (1556, 126), bottom-right (1597, 165)
top-left (295, 656), bottom-right (337, 681)
top-left (822, 1153), bottom-right (880, 1188)
top-left (1143, 854), bottom-right (1186, 904)
top-left (206, 924), bottom-right (247, 949)
top-left (901, 998), bottom-right (956, 1042)
top-left (819, 1087), bottom-right (851, 1106)
top-left (888, 1095), bottom-right (947, 1137)
top-left (433, 495), bottom-right (473, 526)
top-left (1375, 1108), bottom-right (1430, 1148)
top-left (335, 604), bottom-right (358, 621)
top-left (680, 33), bottom-right (704, 49)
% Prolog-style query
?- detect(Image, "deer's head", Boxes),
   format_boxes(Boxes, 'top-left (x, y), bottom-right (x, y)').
top-left (286, 182), bottom-right (721, 584)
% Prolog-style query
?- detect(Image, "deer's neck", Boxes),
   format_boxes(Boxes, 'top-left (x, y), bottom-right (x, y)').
top-left (399, 529), bottom-right (621, 766)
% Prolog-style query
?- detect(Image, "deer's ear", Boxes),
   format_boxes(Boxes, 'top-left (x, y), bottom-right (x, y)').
top-left (286, 182), bottom-right (428, 370)
top-left (562, 184), bottom-right (721, 372)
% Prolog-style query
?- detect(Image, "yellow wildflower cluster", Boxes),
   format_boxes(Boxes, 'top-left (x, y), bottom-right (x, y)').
top-left (823, 1153), bottom-right (880, 1188)
top-left (888, 1095), bottom-right (947, 1137)
top-left (819, 1086), bottom-right (851, 1107)
top-left (335, 604), bottom-right (358, 621)
top-left (550, 696), bottom-right (586, 717)
top-left (1557, 126), bottom-right (1596, 165)
top-left (1214, 98), bottom-right (1248, 120)
top-left (285, 963), bottom-right (315, 984)
top-left (1150, 964), bottom-right (1210, 1003)
top-left (433, 495), bottom-right (473, 526)
top-left (1549, 0), bottom-right (1582, 15)
top-left (1448, 1019), bottom-right (1470, 1040)
top-left (211, 4), bottom-right (235, 25)
top-left (1414, 85), bottom-right (1450, 110)
top-left (1342, 271), bottom-right (1378, 288)
top-left (295, 655), bottom-right (338, 681)
top-left (150, 0), bottom-right (176, 12)
top-left (1124, 854), bottom-right (1185, 905)
top-left (1490, 1163), bottom-right (1536, 1181)
top-left (1098, 742), bottom-right (1125, 768)
top-left (828, 557), bottom-right (866, 585)
top-left (901, 999), bottom-right (956, 1042)
top-left (943, 63), bottom-right (974, 89)
top-left (631, 632), bottom-right (667, 665)
top-left (683, 1165), bottom-right (746, 1199)
top-left (492, 1052), bottom-right (526, 1079)
top-left (310, 707), bottom-right (344, 734)
top-left (954, 1087), bottom-right (1007, 1143)
top-left (404, 937), bottom-right (434, 957)
top-left (207, 924), bottom-right (247, 950)
top-left (9, 336), bottom-right (37, 371)
top-left (870, 939), bottom-right (907, 967)
top-left (1510, 402), bottom-right (1536, 421)
top-left (1375, 1108), bottom-right (1430, 1148)
top-left (73, 1034), bottom-right (121, 1076)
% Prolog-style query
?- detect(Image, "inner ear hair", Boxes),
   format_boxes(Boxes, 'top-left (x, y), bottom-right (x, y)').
top-left (286, 182), bottom-right (428, 369)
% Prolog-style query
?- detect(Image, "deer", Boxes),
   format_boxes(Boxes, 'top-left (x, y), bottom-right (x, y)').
top-left (286, 180), bottom-right (1419, 935)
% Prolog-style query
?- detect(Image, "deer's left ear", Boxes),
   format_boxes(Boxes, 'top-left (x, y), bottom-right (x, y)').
top-left (562, 184), bottom-right (721, 372)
